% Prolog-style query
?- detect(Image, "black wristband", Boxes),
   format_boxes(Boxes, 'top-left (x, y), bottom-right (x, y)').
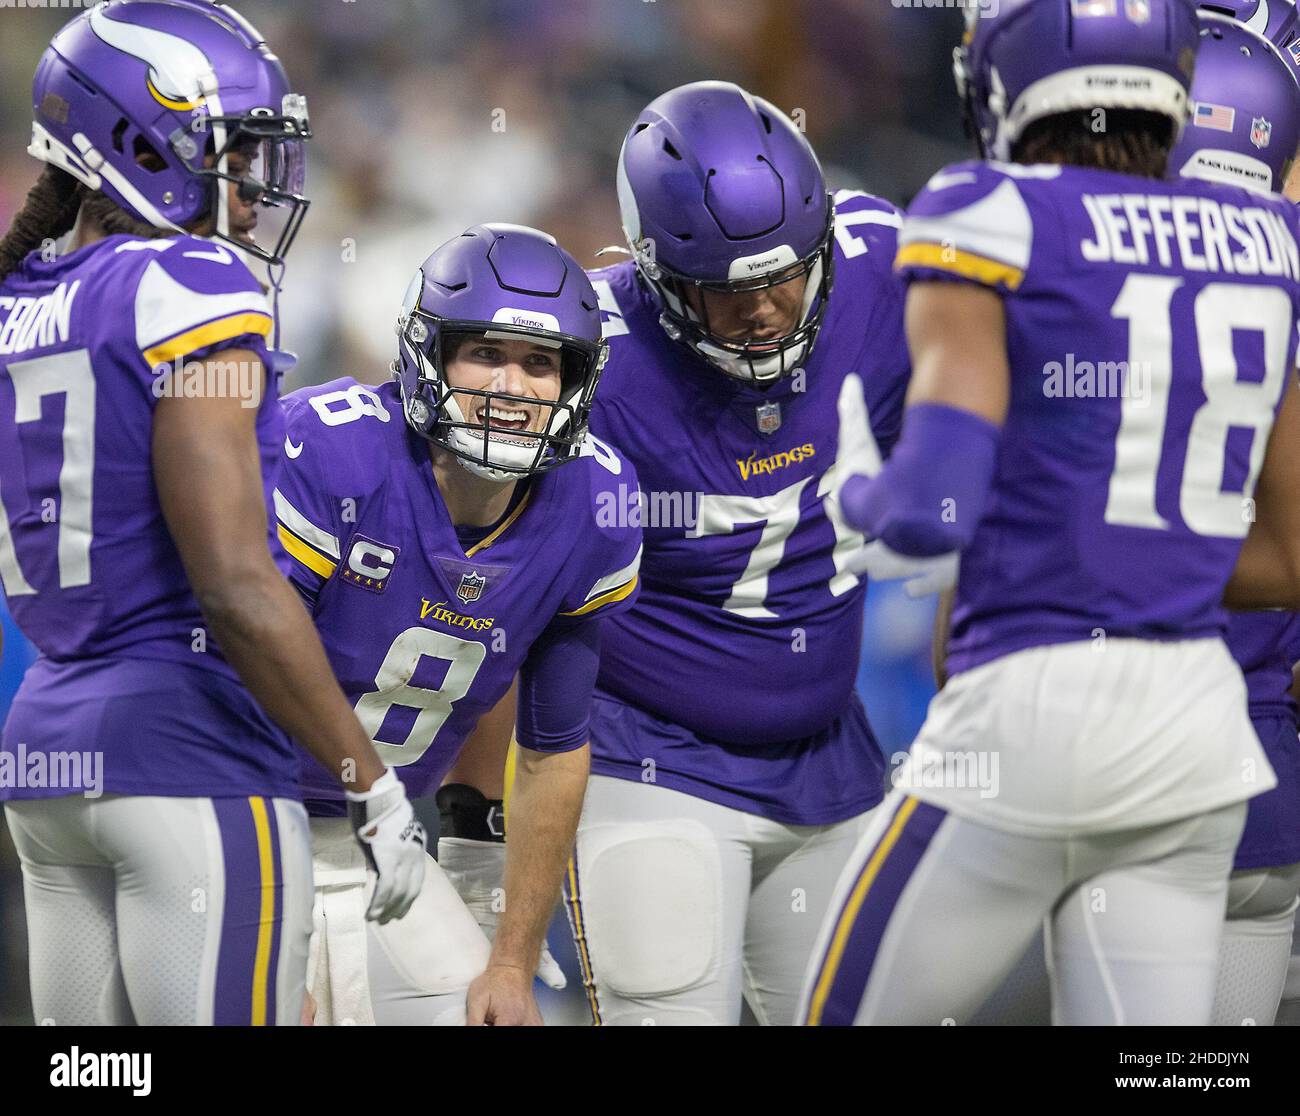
top-left (435, 783), bottom-right (506, 843)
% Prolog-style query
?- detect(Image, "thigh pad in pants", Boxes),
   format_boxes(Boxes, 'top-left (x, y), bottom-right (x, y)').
top-left (578, 818), bottom-right (721, 999)
top-left (1227, 862), bottom-right (1300, 921)
top-left (307, 820), bottom-right (489, 1025)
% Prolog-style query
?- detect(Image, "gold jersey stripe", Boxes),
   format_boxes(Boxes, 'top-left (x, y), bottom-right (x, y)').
top-left (894, 242), bottom-right (1025, 292)
top-left (559, 574), bottom-right (638, 618)
top-left (277, 523), bottom-right (337, 580)
top-left (464, 488), bottom-right (533, 559)
top-left (143, 311), bottom-right (274, 368)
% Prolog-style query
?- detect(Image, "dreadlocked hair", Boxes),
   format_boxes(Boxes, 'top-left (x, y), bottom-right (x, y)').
top-left (1012, 109), bottom-right (1174, 179)
top-left (0, 165), bottom-right (176, 282)
top-left (76, 188), bottom-right (173, 241)
top-left (0, 165), bottom-right (81, 281)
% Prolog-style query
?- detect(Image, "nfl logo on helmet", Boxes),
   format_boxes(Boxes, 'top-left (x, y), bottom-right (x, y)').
top-left (1252, 116), bottom-right (1273, 150)
top-left (457, 571), bottom-right (486, 605)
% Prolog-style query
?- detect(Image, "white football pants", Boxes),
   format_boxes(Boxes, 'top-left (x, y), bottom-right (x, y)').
top-left (798, 793), bottom-right (1245, 1026)
top-left (562, 773), bottom-right (872, 1026)
top-left (5, 793), bottom-right (313, 1026)
top-left (305, 817), bottom-right (490, 1025)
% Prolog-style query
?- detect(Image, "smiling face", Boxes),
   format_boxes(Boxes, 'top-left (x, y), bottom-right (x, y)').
top-left (442, 333), bottom-right (564, 444)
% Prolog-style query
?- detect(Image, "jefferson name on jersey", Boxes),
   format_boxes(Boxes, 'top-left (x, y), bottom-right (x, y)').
top-left (896, 161), bottom-right (1300, 675)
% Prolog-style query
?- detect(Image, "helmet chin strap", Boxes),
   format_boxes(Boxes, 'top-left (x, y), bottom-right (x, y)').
top-left (694, 336), bottom-right (809, 382)
top-left (453, 451), bottom-right (519, 485)
top-left (441, 394), bottom-right (546, 481)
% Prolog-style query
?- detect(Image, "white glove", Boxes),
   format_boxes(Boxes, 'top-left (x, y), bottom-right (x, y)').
top-left (346, 767), bottom-right (427, 924)
top-left (835, 375), bottom-right (958, 598)
top-left (437, 837), bottom-right (568, 990)
top-left (846, 538), bottom-right (959, 598)
top-left (834, 373), bottom-right (885, 490)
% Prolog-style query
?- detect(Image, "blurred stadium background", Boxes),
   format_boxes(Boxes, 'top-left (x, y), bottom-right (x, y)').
top-left (0, 0), bottom-right (968, 1023)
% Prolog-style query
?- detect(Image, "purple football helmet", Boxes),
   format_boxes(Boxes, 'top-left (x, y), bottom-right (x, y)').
top-left (1172, 13), bottom-right (1300, 191)
top-left (1200, 0), bottom-right (1300, 75)
top-left (28, 0), bottom-right (310, 266)
top-left (395, 224), bottom-right (607, 482)
top-left (955, 0), bottom-right (1201, 162)
top-left (616, 81), bottom-right (833, 385)
top-left (1199, 0), bottom-right (1299, 42)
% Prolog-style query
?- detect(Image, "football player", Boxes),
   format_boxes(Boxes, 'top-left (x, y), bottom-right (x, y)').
top-left (0, 1), bottom-right (425, 1026)
top-left (273, 224), bottom-right (642, 1026)
top-left (951, 6), bottom-right (1300, 1029)
top-left (802, 0), bottom-right (1300, 1025)
top-left (1195, 0), bottom-right (1300, 1028)
top-left (459, 81), bottom-right (914, 1026)
top-left (1172, 7), bottom-right (1300, 1028)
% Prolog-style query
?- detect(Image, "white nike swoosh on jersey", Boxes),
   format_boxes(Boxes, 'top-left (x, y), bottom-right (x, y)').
top-left (284, 437), bottom-right (304, 459)
top-left (183, 245), bottom-right (233, 265)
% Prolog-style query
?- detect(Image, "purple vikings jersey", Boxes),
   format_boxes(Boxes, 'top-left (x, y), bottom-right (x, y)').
top-left (274, 379), bottom-right (642, 815)
top-left (586, 191), bottom-right (910, 825)
top-left (1228, 612), bottom-right (1300, 720)
top-left (898, 162), bottom-right (1300, 675)
top-left (1226, 612), bottom-right (1300, 868)
top-left (0, 234), bottom-right (296, 799)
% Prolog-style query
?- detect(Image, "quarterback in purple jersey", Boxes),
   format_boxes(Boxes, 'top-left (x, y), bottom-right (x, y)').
top-left (452, 82), bottom-right (914, 1025)
top-left (274, 225), bottom-right (641, 1026)
top-left (802, 0), bottom-right (1300, 1026)
top-left (0, 1), bottom-right (424, 1026)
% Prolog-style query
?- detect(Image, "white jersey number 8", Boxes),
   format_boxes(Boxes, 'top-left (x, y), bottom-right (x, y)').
top-left (354, 627), bottom-right (486, 766)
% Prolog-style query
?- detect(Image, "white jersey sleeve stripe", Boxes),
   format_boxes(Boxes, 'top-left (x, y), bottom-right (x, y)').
top-left (899, 177), bottom-right (1033, 273)
top-left (584, 544), bottom-right (642, 602)
top-left (272, 488), bottom-right (341, 559)
top-left (135, 259), bottom-right (272, 357)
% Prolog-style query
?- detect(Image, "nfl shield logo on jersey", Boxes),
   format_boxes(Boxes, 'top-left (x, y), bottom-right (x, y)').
top-left (457, 570), bottom-right (486, 605)
top-left (1252, 117), bottom-right (1273, 150)
top-left (756, 401), bottom-right (782, 435)
top-left (1124, 0), bottom-right (1151, 25)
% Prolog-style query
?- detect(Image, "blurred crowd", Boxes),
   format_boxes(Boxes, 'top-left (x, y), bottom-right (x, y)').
top-left (0, 0), bottom-right (964, 1022)
top-left (0, 0), bottom-right (968, 387)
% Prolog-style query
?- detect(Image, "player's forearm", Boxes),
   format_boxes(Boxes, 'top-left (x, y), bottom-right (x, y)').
top-left (195, 565), bottom-right (386, 791)
top-left (1224, 534), bottom-right (1300, 610)
top-left (490, 743), bottom-right (589, 972)
top-left (1228, 373), bottom-right (1300, 609)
